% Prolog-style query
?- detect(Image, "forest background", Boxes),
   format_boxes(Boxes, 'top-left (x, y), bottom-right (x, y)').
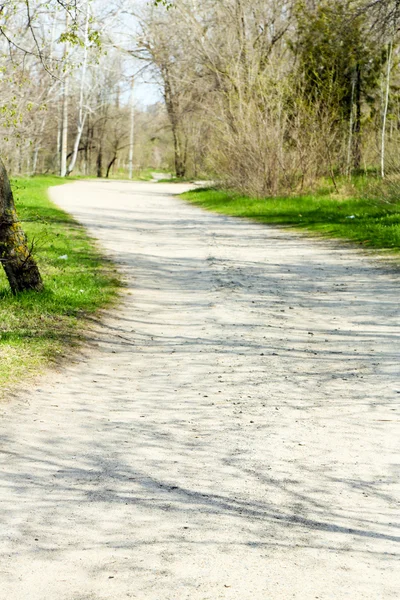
top-left (2, 0), bottom-right (400, 194)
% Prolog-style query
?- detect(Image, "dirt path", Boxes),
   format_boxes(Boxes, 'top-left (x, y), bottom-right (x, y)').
top-left (1, 181), bottom-right (399, 599)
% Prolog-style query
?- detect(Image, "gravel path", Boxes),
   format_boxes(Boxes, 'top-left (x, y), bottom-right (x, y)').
top-left (0, 180), bottom-right (399, 599)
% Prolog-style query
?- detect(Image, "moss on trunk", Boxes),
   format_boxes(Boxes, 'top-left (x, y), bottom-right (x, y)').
top-left (0, 159), bottom-right (43, 294)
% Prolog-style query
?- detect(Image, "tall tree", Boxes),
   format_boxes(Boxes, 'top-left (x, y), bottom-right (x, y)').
top-left (135, 3), bottom-right (203, 178)
top-left (0, 0), bottom-right (76, 292)
top-left (0, 159), bottom-right (43, 292)
top-left (293, 0), bottom-right (384, 170)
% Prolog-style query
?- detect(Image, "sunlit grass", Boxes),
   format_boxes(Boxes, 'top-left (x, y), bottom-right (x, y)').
top-left (182, 186), bottom-right (400, 252)
top-left (0, 176), bottom-right (120, 389)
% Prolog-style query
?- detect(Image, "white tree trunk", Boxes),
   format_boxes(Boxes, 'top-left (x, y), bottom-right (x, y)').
top-left (128, 77), bottom-right (135, 179)
top-left (67, 0), bottom-right (91, 175)
top-left (56, 114), bottom-right (61, 174)
top-left (60, 74), bottom-right (69, 177)
top-left (60, 13), bottom-right (70, 178)
top-left (381, 40), bottom-right (393, 179)
top-left (346, 74), bottom-right (356, 178)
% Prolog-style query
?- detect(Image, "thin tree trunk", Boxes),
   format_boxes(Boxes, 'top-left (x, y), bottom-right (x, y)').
top-left (106, 153), bottom-right (117, 178)
top-left (60, 13), bottom-right (69, 177)
top-left (86, 117), bottom-right (92, 174)
top-left (381, 40), bottom-right (393, 179)
top-left (67, 0), bottom-right (90, 175)
top-left (128, 77), bottom-right (135, 179)
top-left (96, 144), bottom-right (103, 178)
top-left (347, 73), bottom-right (356, 177)
top-left (0, 159), bottom-right (43, 293)
top-left (172, 128), bottom-right (186, 178)
top-left (60, 74), bottom-right (69, 177)
top-left (162, 65), bottom-right (186, 178)
top-left (353, 64), bottom-right (362, 171)
top-left (56, 108), bottom-right (61, 174)
top-left (32, 145), bottom-right (40, 175)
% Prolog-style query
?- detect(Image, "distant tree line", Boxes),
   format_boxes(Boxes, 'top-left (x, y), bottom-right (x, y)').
top-left (135, 0), bottom-right (400, 195)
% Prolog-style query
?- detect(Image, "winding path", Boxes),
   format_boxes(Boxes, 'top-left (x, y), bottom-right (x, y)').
top-left (1, 181), bottom-right (399, 599)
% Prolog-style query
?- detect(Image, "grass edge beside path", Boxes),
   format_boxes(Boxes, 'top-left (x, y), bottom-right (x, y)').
top-left (0, 176), bottom-right (121, 393)
top-left (182, 187), bottom-right (400, 255)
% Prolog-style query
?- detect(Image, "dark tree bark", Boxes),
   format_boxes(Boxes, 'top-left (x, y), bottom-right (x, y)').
top-left (106, 153), bottom-right (117, 178)
top-left (162, 65), bottom-right (187, 179)
top-left (96, 144), bottom-right (103, 178)
top-left (0, 159), bottom-right (43, 294)
top-left (86, 117), bottom-right (93, 174)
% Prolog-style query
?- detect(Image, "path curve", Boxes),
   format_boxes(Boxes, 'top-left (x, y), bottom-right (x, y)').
top-left (1, 180), bottom-right (399, 599)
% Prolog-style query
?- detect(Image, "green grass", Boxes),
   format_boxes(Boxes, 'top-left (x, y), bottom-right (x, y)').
top-left (0, 176), bottom-right (120, 389)
top-left (182, 187), bottom-right (400, 252)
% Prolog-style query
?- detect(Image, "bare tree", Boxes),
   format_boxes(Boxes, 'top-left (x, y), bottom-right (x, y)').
top-left (0, 0), bottom-right (78, 292)
top-left (135, 3), bottom-right (204, 178)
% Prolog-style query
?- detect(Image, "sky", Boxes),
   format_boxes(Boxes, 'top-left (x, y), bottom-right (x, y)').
top-left (134, 77), bottom-right (162, 107)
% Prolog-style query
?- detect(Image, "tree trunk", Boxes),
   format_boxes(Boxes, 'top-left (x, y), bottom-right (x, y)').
top-left (96, 144), bottom-right (103, 178)
top-left (66, 0), bottom-right (90, 176)
top-left (0, 159), bottom-right (43, 293)
top-left (172, 128), bottom-right (186, 178)
top-left (353, 63), bottom-right (362, 171)
top-left (346, 74), bottom-right (355, 178)
top-left (32, 144), bottom-right (40, 175)
top-left (162, 65), bottom-right (187, 179)
top-left (381, 40), bottom-right (393, 179)
top-left (86, 118), bottom-right (93, 174)
top-left (128, 77), bottom-right (134, 179)
top-left (60, 12), bottom-right (69, 177)
top-left (60, 73), bottom-right (69, 177)
top-left (106, 153), bottom-right (117, 178)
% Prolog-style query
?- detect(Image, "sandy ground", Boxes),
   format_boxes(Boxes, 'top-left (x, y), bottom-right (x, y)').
top-left (0, 180), bottom-right (399, 600)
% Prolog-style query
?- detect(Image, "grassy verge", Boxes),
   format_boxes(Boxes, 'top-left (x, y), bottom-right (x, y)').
top-left (182, 187), bottom-right (400, 252)
top-left (0, 176), bottom-right (120, 389)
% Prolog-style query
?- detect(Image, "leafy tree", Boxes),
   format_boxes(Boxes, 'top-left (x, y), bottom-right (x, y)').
top-left (293, 0), bottom-right (385, 169)
top-left (0, 0), bottom-right (80, 293)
